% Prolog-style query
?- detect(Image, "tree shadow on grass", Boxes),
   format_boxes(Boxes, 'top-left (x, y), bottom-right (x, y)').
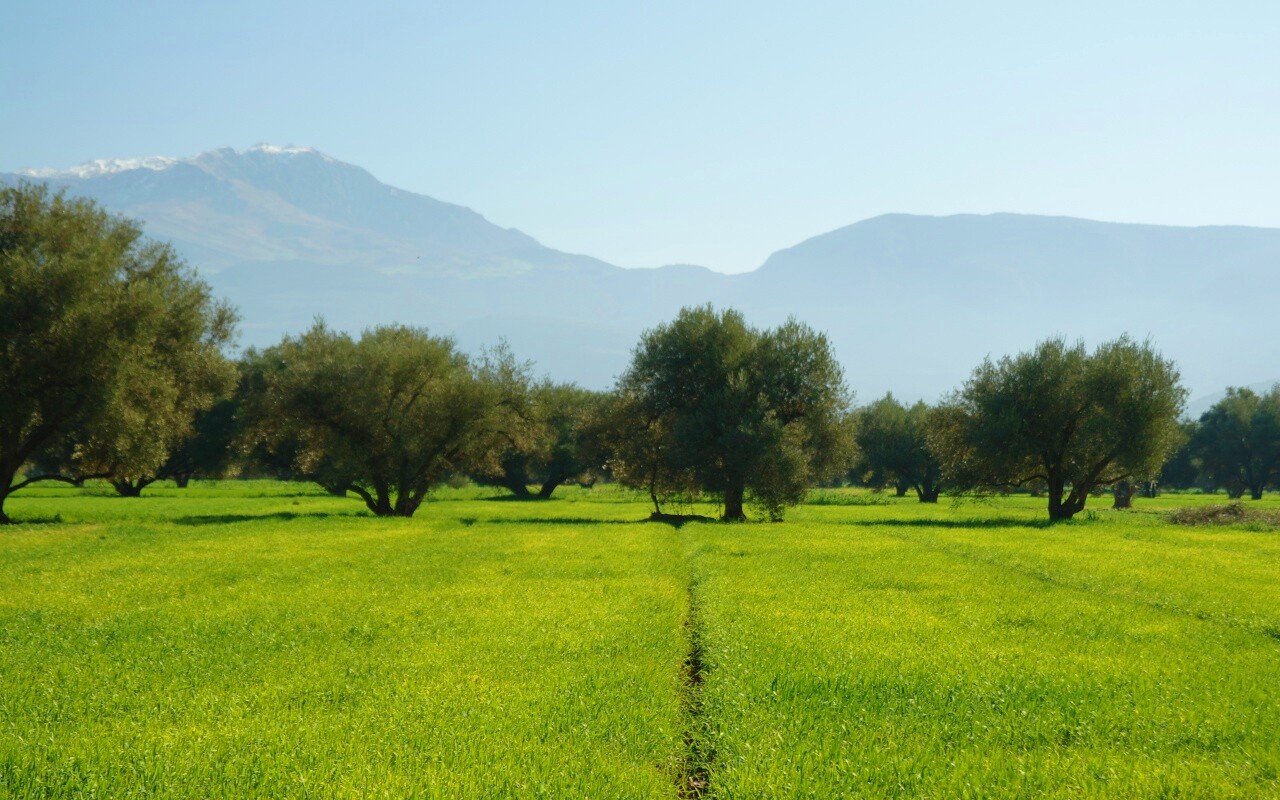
top-left (833, 517), bottom-right (1056, 530)
top-left (174, 511), bottom-right (362, 526)
top-left (482, 516), bottom-right (635, 526)
top-left (3, 515), bottom-right (67, 526)
top-left (482, 514), bottom-right (717, 528)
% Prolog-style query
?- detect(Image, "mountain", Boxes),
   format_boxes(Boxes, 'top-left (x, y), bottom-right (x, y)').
top-left (13, 144), bottom-right (614, 276)
top-left (733, 213), bottom-right (1280, 400)
top-left (6, 147), bottom-right (1279, 401)
top-left (1185, 380), bottom-right (1280, 420)
top-left (5, 145), bottom-right (724, 386)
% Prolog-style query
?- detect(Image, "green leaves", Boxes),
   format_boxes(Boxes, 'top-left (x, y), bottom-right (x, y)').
top-left (616, 306), bottom-right (853, 521)
top-left (0, 183), bottom-right (236, 518)
top-left (247, 323), bottom-right (521, 516)
top-left (934, 336), bottom-right (1186, 519)
top-left (1193, 385), bottom-right (1280, 499)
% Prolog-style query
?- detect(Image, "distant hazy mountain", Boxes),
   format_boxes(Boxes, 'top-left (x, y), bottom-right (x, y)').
top-left (1186, 380), bottom-right (1280, 420)
top-left (12, 144), bottom-right (614, 276)
top-left (7, 147), bottom-right (1279, 400)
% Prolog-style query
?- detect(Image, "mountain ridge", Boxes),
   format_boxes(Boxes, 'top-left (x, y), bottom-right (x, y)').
top-left (5, 146), bottom-right (1278, 401)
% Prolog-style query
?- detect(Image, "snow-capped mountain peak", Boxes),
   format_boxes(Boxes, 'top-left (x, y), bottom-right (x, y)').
top-left (246, 143), bottom-right (329, 158)
top-left (20, 155), bottom-right (180, 179)
top-left (17, 144), bottom-right (331, 180)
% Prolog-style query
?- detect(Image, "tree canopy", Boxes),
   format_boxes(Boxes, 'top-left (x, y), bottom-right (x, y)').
top-left (1192, 386), bottom-right (1280, 500)
top-left (614, 305), bottom-right (853, 521)
top-left (854, 394), bottom-right (943, 502)
top-left (0, 183), bottom-right (236, 522)
top-left (245, 322), bottom-right (525, 517)
top-left (932, 336), bottom-right (1186, 520)
top-left (476, 382), bottom-right (605, 499)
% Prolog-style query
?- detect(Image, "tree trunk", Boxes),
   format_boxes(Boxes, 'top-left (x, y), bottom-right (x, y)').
top-left (174, 474), bottom-right (191, 489)
top-left (1112, 480), bottom-right (1134, 510)
top-left (1047, 478), bottom-right (1083, 521)
top-left (0, 462), bottom-right (15, 524)
top-left (1250, 484), bottom-right (1265, 501)
top-left (112, 479), bottom-right (147, 498)
top-left (503, 477), bottom-right (532, 499)
top-left (722, 483), bottom-right (747, 522)
top-left (373, 483), bottom-right (393, 516)
top-left (916, 483), bottom-right (940, 503)
top-left (537, 475), bottom-right (568, 499)
top-left (1141, 481), bottom-right (1158, 498)
top-left (894, 481), bottom-right (909, 498)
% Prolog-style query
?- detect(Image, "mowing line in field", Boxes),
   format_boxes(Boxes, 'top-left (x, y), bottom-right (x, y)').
top-left (875, 526), bottom-right (1280, 643)
top-left (678, 574), bottom-right (712, 799)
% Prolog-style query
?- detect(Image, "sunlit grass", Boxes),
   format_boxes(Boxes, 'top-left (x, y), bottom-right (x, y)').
top-left (1, 483), bottom-right (1277, 797)
top-left (0, 485), bottom-right (688, 797)
top-left (692, 498), bottom-right (1280, 798)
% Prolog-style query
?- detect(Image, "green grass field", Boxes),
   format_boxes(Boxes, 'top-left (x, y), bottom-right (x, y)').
top-left (2, 483), bottom-right (1278, 798)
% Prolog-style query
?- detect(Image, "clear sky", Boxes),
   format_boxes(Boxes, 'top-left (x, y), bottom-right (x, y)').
top-left (3, 1), bottom-right (1277, 273)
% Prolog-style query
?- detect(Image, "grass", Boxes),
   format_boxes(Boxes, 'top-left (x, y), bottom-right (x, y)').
top-left (1, 483), bottom-right (1278, 797)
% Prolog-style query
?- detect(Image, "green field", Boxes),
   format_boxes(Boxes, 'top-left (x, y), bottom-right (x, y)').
top-left (2, 484), bottom-right (1278, 798)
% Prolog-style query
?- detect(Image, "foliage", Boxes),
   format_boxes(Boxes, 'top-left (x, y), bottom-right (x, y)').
top-left (0, 183), bottom-right (236, 522)
top-left (156, 398), bottom-right (243, 487)
top-left (615, 306), bottom-right (854, 521)
top-left (1192, 386), bottom-right (1280, 500)
top-left (932, 336), bottom-right (1186, 520)
top-left (1158, 420), bottom-right (1203, 490)
top-left (853, 393), bottom-right (944, 502)
top-left (476, 382), bottom-right (605, 498)
top-left (243, 322), bottom-right (525, 516)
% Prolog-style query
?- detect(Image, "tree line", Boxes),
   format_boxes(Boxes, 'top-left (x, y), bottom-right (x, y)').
top-left (3, 185), bottom-right (1277, 524)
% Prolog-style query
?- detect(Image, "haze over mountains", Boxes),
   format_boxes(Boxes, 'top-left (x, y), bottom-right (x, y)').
top-left (6, 145), bottom-right (1278, 403)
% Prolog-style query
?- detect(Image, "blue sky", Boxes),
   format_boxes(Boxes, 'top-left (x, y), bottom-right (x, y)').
top-left (3, 1), bottom-right (1277, 272)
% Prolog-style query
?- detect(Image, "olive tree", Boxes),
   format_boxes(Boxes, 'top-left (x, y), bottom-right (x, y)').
top-left (0, 184), bottom-right (236, 523)
top-left (854, 394), bottom-right (944, 502)
top-left (155, 398), bottom-right (243, 488)
top-left (932, 336), bottom-right (1186, 521)
top-left (616, 306), bottom-right (853, 521)
top-left (246, 323), bottom-right (524, 517)
top-left (478, 382), bottom-right (604, 499)
top-left (1157, 420), bottom-right (1202, 490)
top-left (1193, 386), bottom-right (1280, 500)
